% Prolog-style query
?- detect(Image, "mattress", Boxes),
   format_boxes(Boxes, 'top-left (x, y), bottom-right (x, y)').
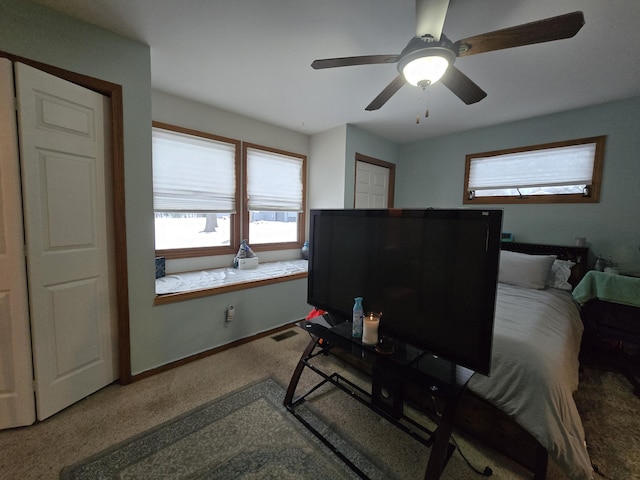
top-left (467, 283), bottom-right (593, 480)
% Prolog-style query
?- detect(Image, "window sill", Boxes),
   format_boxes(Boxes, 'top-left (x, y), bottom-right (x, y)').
top-left (154, 259), bottom-right (308, 305)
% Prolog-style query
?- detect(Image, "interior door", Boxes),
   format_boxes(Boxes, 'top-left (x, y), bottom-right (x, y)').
top-left (15, 62), bottom-right (118, 421)
top-left (0, 59), bottom-right (36, 428)
top-left (355, 159), bottom-right (390, 208)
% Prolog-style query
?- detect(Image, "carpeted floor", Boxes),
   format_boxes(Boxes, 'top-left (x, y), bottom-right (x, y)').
top-left (60, 378), bottom-right (393, 480)
top-left (0, 328), bottom-right (638, 479)
top-left (574, 366), bottom-right (640, 480)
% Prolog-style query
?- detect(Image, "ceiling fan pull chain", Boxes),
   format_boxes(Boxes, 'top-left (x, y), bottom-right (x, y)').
top-left (416, 86), bottom-right (430, 124)
top-left (424, 86), bottom-right (430, 118)
top-left (416, 87), bottom-right (423, 123)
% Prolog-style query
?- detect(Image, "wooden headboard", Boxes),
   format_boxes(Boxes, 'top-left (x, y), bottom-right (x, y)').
top-left (500, 242), bottom-right (589, 288)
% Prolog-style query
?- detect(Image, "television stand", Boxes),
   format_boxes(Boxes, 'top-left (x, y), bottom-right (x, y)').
top-left (284, 316), bottom-right (474, 480)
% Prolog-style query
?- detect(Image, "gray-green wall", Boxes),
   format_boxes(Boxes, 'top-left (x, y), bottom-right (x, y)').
top-left (397, 97), bottom-right (640, 273)
top-left (4, 0), bottom-right (637, 378)
top-left (309, 125), bottom-right (347, 210)
top-left (1, 0), bottom-right (310, 376)
top-left (307, 124), bottom-right (399, 210)
top-left (0, 0), bottom-right (157, 374)
top-left (149, 91), bottom-right (311, 371)
top-left (345, 124), bottom-right (400, 207)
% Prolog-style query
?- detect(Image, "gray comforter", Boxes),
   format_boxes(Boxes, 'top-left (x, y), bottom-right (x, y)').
top-left (467, 283), bottom-right (593, 480)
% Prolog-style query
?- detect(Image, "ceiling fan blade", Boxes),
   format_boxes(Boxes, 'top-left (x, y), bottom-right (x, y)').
top-left (416, 0), bottom-right (450, 40)
top-left (365, 75), bottom-right (406, 111)
top-left (454, 11), bottom-right (585, 58)
top-left (311, 55), bottom-right (400, 69)
top-left (440, 65), bottom-right (487, 105)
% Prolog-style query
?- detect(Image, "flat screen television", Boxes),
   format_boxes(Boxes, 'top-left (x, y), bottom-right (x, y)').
top-left (307, 208), bottom-right (503, 376)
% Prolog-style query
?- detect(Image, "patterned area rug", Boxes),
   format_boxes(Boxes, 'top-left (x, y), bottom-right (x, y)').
top-left (60, 378), bottom-right (396, 480)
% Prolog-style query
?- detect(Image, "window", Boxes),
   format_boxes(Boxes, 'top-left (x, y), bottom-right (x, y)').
top-left (152, 123), bottom-right (306, 259)
top-left (463, 136), bottom-right (605, 204)
top-left (152, 122), bottom-right (240, 258)
top-left (243, 143), bottom-right (306, 250)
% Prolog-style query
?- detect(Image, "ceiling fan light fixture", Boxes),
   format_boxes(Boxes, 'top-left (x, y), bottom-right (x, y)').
top-left (312, 9), bottom-right (585, 110)
top-left (398, 45), bottom-right (456, 88)
top-left (402, 55), bottom-right (450, 87)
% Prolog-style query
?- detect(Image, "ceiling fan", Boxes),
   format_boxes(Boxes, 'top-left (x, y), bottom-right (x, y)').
top-left (311, 0), bottom-right (585, 111)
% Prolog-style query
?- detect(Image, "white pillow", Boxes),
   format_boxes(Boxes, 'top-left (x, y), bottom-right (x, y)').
top-left (546, 259), bottom-right (575, 291)
top-left (498, 250), bottom-right (556, 289)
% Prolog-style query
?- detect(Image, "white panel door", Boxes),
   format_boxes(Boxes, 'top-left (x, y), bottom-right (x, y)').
top-left (0, 59), bottom-right (36, 428)
top-left (355, 160), bottom-right (389, 208)
top-left (15, 62), bottom-right (117, 420)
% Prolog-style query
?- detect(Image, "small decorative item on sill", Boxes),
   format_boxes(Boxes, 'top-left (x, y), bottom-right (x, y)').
top-left (233, 240), bottom-right (258, 269)
top-left (155, 257), bottom-right (165, 279)
top-left (237, 239), bottom-right (255, 258)
top-left (301, 241), bottom-right (309, 260)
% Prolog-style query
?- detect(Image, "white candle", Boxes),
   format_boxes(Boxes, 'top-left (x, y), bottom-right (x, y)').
top-left (362, 313), bottom-right (380, 345)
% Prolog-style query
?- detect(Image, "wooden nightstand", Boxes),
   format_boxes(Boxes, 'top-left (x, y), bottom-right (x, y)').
top-left (574, 271), bottom-right (640, 396)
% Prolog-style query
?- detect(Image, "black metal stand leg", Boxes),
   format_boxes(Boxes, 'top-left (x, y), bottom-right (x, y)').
top-left (285, 327), bottom-right (468, 480)
top-left (284, 336), bottom-right (318, 407)
top-left (423, 392), bottom-right (462, 480)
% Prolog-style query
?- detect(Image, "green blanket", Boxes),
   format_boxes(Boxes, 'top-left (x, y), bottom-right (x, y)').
top-left (573, 271), bottom-right (640, 307)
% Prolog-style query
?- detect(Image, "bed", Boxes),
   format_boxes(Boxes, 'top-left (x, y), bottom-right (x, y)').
top-left (464, 242), bottom-right (593, 480)
top-left (330, 242), bottom-right (592, 479)
top-left (456, 242), bottom-right (592, 480)
top-left (334, 242), bottom-right (592, 479)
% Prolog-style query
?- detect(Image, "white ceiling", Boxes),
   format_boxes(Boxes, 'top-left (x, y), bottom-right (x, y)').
top-left (32, 0), bottom-right (640, 144)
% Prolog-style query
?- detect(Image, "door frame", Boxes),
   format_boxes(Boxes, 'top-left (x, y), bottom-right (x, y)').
top-left (354, 152), bottom-right (396, 208)
top-left (0, 51), bottom-right (132, 384)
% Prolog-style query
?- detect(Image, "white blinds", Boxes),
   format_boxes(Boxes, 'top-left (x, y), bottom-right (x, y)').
top-left (246, 147), bottom-right (304, 212)
top-left (468, 142), bottom-right (597, 191)
top-left (152, 128), bottom-right (236, 212)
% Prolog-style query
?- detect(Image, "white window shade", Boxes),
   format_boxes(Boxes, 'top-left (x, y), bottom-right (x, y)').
top-left (153, 128), bottom-right (236, 212)
top-left (468, 143), bottom-right (597, 191)
top-left (246, 147), bottom-right (304, 212)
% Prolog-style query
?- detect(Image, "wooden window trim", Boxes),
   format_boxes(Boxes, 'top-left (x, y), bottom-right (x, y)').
top-left (152, 121), bottom-right (241, 259)
top-left (463, 136), bottom-right (606, 205)
top-left (242, 142), bottom-right (307, 252)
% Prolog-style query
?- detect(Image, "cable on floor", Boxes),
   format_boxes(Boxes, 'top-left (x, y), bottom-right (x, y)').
top-left (421, 398), bottom-right (492, 477)
top-left (448, 433), bottom-right (493, 477)
top-left (592, 464), bottom-right (614, 480)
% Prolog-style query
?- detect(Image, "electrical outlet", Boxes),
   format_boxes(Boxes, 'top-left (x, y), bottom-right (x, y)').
top-left (225, 305), bottom-right (235, 323)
